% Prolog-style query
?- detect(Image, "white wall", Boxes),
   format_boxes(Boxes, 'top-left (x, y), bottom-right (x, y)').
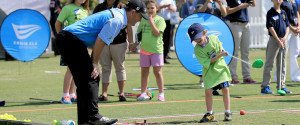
top-left (0, 0), bottom-right (50, 21)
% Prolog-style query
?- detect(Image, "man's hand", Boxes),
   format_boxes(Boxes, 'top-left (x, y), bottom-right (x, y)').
top-left (91, 63), bottom-right (100, 79)
top-left (238, 3), bottom-right (250, 10)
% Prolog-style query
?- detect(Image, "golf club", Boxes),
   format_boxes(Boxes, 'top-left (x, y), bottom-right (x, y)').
top-left (29, 98), bottom-right (61, 104)
top-left (227, 53), bottom-right (264, 68)
top-left (277, 48), bottom-right (286, 96)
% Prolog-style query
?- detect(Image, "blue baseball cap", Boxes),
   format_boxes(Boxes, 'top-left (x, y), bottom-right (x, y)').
top-left (188, 23), bottom-right (205, 42)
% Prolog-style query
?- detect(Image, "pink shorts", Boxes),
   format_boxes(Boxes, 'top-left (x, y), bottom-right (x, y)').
top-left (140, 53), bottom-right (164, 67)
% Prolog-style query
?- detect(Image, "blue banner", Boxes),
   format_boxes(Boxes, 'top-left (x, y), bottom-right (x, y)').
top-left (0, 9), bottom-right (50, 62)
top-left (175, 13), bottom-right (234, 76)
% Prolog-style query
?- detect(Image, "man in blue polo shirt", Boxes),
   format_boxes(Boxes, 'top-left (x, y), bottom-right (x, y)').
top-left (56, 0), bottom-right (148, 124)
top-left (226, 0), bottom-right (257, 84)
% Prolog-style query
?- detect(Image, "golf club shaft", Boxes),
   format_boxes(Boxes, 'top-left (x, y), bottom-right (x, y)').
top-left (278, 48), bottom-right (283, 90)
top-left (227, 53), bottom-right (251, 66)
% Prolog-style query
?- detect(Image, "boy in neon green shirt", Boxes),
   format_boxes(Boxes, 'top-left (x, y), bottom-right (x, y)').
top-left (188, 23), bottom-right (232, 123)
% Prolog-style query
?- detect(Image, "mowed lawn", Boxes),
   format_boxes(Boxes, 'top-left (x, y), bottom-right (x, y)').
top-left (0, 49), bottom-right (300, 125)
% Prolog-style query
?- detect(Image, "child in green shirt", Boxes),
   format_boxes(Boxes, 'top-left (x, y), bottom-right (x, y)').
top-left (188, 23), bottom-right (232, 122)
top-left (136, 0), bottom-right (166, 101)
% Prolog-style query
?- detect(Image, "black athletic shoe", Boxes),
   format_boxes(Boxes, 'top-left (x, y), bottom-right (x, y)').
top-left (89, 117), bottom-right (118, 125)
top-left (199, 113), bottom-right (215, 123)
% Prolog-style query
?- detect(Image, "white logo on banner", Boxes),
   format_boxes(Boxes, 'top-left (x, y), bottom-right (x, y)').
top-left (12, 23), bottom-right (41, 40)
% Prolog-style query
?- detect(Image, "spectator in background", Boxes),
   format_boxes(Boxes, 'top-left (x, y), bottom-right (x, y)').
top-left (197, 0), bottom-right (227, 96)
top-left (197, 0), bottom-right (226, 18)
top-left (180, 0), bottom-right (196, 18)
top-left (177, 0), bottom-right (186, 18)
top-left (226, 0), bottom-right (257, 84)
top-left (93, 0), bottom-right (131, 102)
top-left (281, 0), bottom-right (300, 82)
top-left (55, 0), bottom-right (90, 104)
top-left (50, 0), bottom-right (62, 37)
top-left (50, 0), bottom-right (62, 56)
top-left (157, 0), bottom-right (177, 64)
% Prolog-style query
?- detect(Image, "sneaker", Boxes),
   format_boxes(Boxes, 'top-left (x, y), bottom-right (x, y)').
top-left (231, 79), bottom-right (240, 84)
top-left (212, 90), bottom-right (220, 96)
top-left (119, 95), bottom-right (127, 102)
top-left (0, 100), bottom-right (5, 107)
top-left (71, 96), bottom-right (77, 102)
top-left (98, 95), bottom-right (108, 102)
top-left (137, 94), bottom-right (150, 101)
top-left (199, 113), bottom-right (215, 123)
top-left (261, 86), bottom-right (273, 94)
top-left (224, 112), bottom-right (232, 121)
top-left (89, 117), bottom-right (118, 125)
top-left (60, 96), bottom-right (72, 104)
top-left (281, 88), bottom-right (292, 94)
top-left (243, 78), bottom-right (257, 84)
top-left (158, 95), bottom-right (165, 101)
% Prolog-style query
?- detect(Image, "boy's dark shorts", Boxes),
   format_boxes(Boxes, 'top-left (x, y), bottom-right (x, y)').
top-left (212, 81), bottom-right (230, 90)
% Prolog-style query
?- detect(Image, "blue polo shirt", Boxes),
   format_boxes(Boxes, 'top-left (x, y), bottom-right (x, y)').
top-left (226, 0), bottom-right (248, 23)
top-left (266, 7), bottom-right (289, 38)
top-left (281, 0), bottom-right (298, 26)
top-left (63, 8), bottom-right (127, 47)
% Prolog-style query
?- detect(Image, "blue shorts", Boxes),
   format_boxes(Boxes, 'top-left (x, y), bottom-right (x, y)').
top-left (212, 81), bottom-right (230, 90)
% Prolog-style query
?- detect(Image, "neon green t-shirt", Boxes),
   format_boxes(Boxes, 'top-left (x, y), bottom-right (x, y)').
top-left (57, 4), bottom-right (89, 26)
top-left (137, 15), bottom-right (166, 54)
top-left (194, 35), bottom-right (231, 89)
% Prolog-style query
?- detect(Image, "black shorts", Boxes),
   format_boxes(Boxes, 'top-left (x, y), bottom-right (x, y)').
top-left (212, 81), bottom-right (230, 90)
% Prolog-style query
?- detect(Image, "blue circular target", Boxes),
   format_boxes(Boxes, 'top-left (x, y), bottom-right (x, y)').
top-left (175, 13), bottom-right (234, 76)
top-left (0, 9), bottom-right (50, 62)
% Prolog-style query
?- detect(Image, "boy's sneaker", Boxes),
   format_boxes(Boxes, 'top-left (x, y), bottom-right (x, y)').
top-left (261, 86), bottom-right (273, 94)
top-left (89, 117), bottom-right (118, 125)
top-left (158, 95), bottom-right (165, 101)
top-left (71, 96), bottom-right (77, 102)
top-left (60, 96), bottom-right (72, 104)
top-left (137, 94), bottom-right (150, 101)
top-left (281, 88), bottom-right (292, 94)
top-left (199, 113), bottom-right (215, 123)
top-left (224, 112), bottom-right (232, 121)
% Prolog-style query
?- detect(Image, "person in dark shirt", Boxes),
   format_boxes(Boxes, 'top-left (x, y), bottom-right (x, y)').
top-left (261, 0), bottom-right (290, 95)
top-left (226, 0), bottom-right (257, 84)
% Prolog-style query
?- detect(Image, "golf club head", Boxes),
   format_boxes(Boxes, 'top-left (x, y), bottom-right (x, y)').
top-left (146, 92), bottom-right (154, 100)
top-left (252, 59), bottom-right (264, 68)
top-left (277, 89), bottom-right (286, 96)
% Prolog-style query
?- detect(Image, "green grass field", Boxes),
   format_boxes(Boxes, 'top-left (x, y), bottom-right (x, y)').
top-left (0, 49), bottom-right (300, 125)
